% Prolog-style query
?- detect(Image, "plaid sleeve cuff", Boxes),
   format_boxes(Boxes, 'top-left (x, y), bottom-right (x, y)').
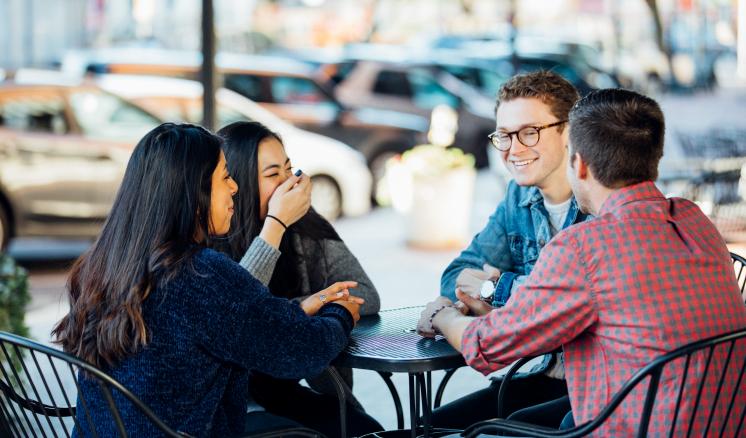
top-left (461, 317), bottom-right (503, 375)
top-left (492, 271), bottom-right (518, 307)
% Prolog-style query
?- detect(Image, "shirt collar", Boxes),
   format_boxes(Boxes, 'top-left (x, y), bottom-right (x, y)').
top-left (518, 186), bottom-right (544, 207)
top-left (518, 185), bottom-right (582, 215)
top-left (598, 181), bottom-right (665, 216)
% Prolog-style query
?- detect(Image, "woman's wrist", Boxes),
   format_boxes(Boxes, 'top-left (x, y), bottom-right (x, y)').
top-left (259, 217), bottom-right (286, 249)
top-left (266, 214), bottom-right (288, 230)
top-left (430, 304), bottom-right (458, 335)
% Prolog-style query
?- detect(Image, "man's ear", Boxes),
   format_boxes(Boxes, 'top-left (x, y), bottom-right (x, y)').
top-left (572, 152), bottom-right (589, 180)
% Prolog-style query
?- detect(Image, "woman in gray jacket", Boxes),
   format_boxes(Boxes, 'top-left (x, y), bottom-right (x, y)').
top-left (216, 121), bottom-right (381, 437)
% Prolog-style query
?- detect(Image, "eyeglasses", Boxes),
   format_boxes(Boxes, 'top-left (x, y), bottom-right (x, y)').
top-left (488, 120), bottom-right (568, 151)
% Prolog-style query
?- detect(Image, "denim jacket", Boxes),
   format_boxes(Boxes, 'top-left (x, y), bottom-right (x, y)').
top-left (441, 180), bottom-right (588, 307)
top-left (440, 181), bottom-right (588, 375)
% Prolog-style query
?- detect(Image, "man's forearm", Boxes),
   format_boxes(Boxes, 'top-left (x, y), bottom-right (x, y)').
top-left (432, 307), bottom-right (475, 352)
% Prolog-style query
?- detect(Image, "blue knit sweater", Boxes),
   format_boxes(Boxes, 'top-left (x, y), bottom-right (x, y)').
top-left (73, 248), bottom-right (354, 438)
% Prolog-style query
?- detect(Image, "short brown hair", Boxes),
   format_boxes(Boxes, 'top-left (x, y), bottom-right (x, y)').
top-left (496, 71), bottom-right (580, 129)
top-left (569, 88), bottom-right (664, 187)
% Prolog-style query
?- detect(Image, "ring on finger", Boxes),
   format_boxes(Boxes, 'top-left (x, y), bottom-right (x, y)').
top-left (318, 294), bottom-right (327, 304)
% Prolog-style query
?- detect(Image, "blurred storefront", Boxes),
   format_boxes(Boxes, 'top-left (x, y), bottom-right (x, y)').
top-left (1, 0), bottom-right (742, 88)
top-left (0, 0), bottom-right (88, 69)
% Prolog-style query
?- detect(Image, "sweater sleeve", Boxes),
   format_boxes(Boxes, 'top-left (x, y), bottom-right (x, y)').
top-left (318, 239), bottom-right (380, 315)
top-left (192, 251), bottom-right (353, 380)
top-left (238, 237), bottom-right (281, 286)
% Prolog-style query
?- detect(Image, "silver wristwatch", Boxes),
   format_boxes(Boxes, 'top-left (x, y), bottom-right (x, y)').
top-left (480, 279), bottom-right (496, 301)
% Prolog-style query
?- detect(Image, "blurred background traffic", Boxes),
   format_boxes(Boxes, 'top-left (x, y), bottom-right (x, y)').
top-left (1, 0), bottom-right (746, 252)
top-left (2, 0), bottom-right (746, 427)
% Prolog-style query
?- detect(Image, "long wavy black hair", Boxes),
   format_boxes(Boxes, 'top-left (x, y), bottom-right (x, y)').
top-left (52, 123), bottom-right (223, 368)
top-left (216, 121), bottom-right (339, 299)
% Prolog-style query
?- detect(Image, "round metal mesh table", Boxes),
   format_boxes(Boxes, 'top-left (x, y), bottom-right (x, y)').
top-left (335, 307), bottom-right (466, 437)
top-left (335, 306), bottom-right (465, 373)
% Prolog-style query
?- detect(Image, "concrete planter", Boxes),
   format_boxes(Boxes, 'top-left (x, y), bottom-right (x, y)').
top-left (406, 166), bottom-right (476, 249)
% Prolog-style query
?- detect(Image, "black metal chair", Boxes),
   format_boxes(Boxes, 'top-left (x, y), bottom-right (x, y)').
top-left (732, 252), bottom-right (746, 303)
top-left (0, 331), bottom-right (324, 438)
top-left (462, 327), bottom-right (746, 438)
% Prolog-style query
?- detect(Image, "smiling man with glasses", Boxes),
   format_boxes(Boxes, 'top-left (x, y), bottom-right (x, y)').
top-left (430, 71), bottom-right (587, 429)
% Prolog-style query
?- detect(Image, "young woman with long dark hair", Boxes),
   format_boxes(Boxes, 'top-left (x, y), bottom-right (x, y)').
top-left (216, 121), bottom-right (382, 437)
top-left (53, 123), bottom-right (364, 437)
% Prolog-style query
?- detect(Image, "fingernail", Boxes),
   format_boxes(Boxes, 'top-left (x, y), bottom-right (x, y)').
top-left (337, 292), bottom-right (344, 297)
top-left (294, 169), bottom-right (302, 177)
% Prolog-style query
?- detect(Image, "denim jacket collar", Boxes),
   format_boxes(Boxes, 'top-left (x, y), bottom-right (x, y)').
top-left (518, 186), bottom-right (544, 208)
top-left (518, 186), bottom-right (583, 227)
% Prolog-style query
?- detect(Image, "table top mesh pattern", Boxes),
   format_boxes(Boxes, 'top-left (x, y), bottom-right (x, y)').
top-left (335, 306), bottom-right (465, 373)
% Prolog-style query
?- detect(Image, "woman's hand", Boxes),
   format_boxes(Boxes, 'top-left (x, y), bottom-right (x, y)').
top-left (301, 281), bottom-right (364, 318)
top-left (267, 173), bottom-right (312, 228)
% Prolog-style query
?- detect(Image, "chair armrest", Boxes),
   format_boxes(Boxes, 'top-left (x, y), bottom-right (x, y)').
top-left (496, 349), bottom-right (561, 418)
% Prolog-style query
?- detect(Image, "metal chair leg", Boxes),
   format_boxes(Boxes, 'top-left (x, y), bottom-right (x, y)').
top-left (377, 371), bottom-right (404, 429)
top-left (324, 367), bottom-right (347, 438)
top-left (433, 368), bottom-right (458, 409)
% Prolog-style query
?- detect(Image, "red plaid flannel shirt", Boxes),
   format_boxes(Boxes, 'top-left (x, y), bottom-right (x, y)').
top-left (461, 182), bottom-right (746, 436)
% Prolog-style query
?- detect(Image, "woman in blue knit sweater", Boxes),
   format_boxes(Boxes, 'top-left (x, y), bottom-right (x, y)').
top-left (52, 123), bottom-right (363, 437)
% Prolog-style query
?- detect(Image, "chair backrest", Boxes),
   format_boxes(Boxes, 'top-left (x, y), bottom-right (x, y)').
top-left (0, 331), bottom-right (189, 438)
top-left (731, 252), bottom-right (746, 302)
top-left (572, 327), bottom-right (746, 438)
top-left (467, 328), bottom-right (746, 438)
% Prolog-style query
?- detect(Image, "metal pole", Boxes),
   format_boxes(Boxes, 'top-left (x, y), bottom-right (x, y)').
top-left (201, 0), bottom-right (216, 131)
top-left (24, 0), bottom-right (34, 67)
top-left (508, 0), bottom-right (518, 72)
top-left (739, 0), bottom-right (746, 80)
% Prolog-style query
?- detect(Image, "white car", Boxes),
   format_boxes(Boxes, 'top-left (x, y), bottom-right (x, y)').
top-left (97, 75), bottom-right (372, 220)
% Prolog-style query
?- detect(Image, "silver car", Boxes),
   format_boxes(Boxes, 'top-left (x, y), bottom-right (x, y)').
top-left (0, 80), bottom-right (161, 249)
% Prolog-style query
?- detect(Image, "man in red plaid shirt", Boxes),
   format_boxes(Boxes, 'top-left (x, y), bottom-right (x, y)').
top-left (418, 89), bottom-right (746, 435)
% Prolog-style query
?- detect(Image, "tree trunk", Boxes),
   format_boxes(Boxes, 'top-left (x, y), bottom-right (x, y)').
top-left (643, 0), bottom-right (676, 87)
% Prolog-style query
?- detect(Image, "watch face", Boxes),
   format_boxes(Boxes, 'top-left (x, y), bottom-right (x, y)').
top-left (480, 280), bottom-right (495, 299)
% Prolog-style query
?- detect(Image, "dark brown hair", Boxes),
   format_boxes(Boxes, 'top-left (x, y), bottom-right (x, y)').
top-left (52, 123), bottom-right (222, 368)
top-left (216, 121), bottom-right (339, 300)
top-left (569, 88), bottom-right (665, 188)
top-left (496, 70), bottom-right (580, 131)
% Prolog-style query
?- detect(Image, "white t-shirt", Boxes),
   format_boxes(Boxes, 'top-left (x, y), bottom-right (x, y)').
top-left (544, 197), bottom-right (572, 235)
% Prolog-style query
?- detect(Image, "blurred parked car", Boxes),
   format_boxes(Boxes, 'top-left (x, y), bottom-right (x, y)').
top-left (331, 59), bottom-right (496, 168)
top-left (290, 43), bottom-right (618, 168)
top-left (97, 74), bottom-right (372, 221)
top-left (422, 35), bottom-right (622, 94)
top-left (0, 76), bottom-right (161, 249)
top-left (435, 50), bottom-right (619, 98)
top-left (62, 48), bottom-right (429, 188)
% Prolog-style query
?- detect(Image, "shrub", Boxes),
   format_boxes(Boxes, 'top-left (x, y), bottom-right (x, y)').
top-left (0, 254), bottom-right (30, 337)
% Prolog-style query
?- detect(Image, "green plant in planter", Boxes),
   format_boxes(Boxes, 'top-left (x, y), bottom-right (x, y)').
top-left (398, 144), bottom-right (475, 178)
top-left (0, 254), bottom-right (30, 337)
top-left (0, 254), bottom-right (31, 376)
